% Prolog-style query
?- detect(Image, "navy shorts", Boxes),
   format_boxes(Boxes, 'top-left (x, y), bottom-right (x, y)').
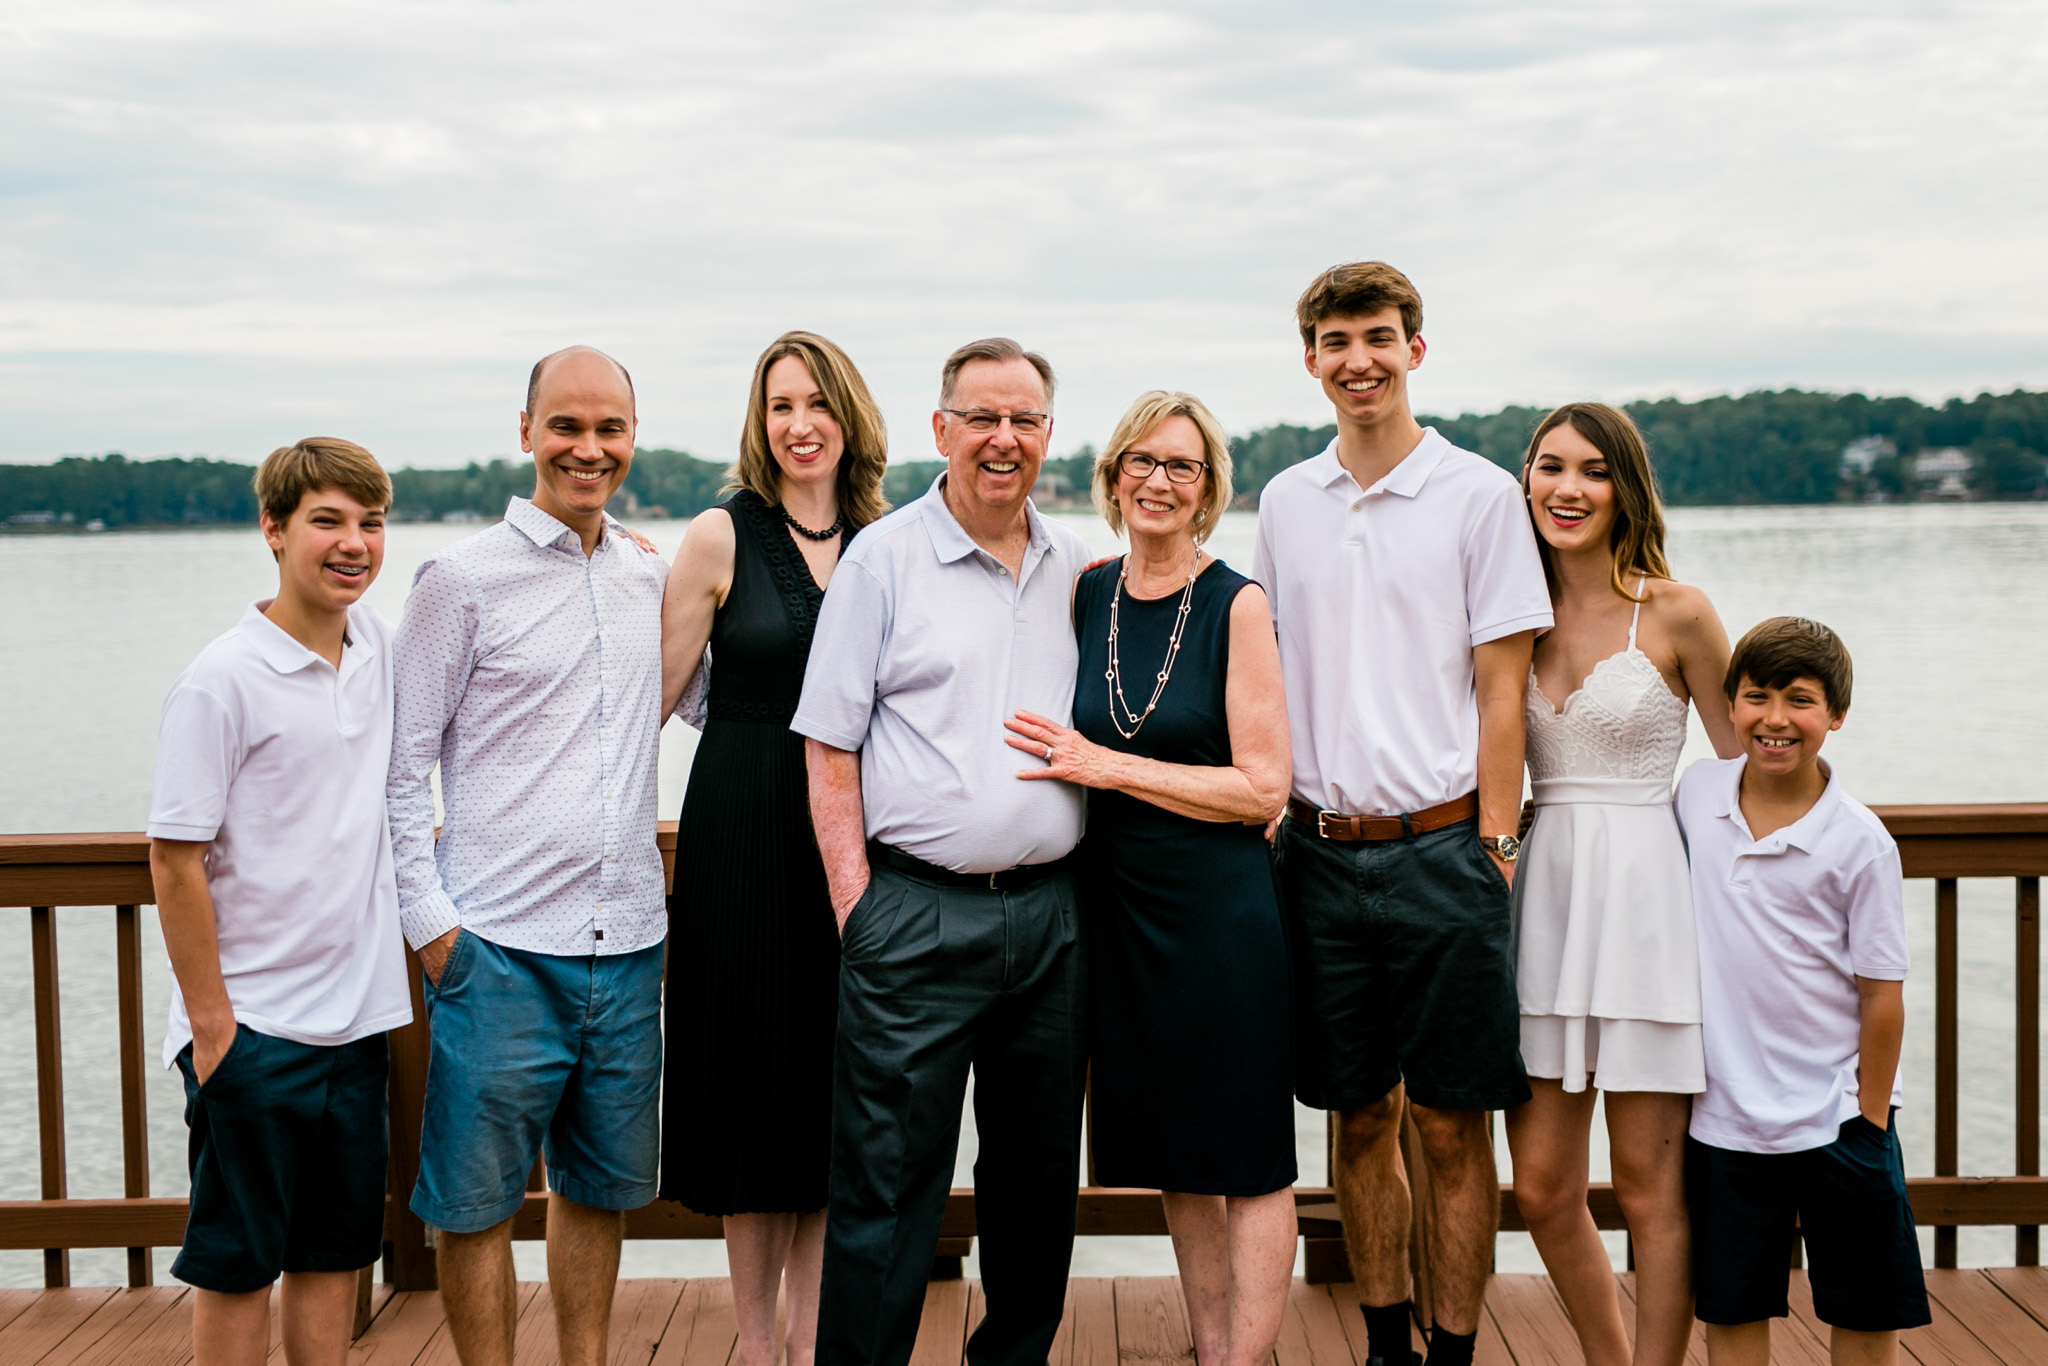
top-left (412, 931), bottom-right (664, 1234)
top-left (1686, 1112), bottom-right (1931, 1332)
top-left (1275, 815), bottom-right (1529, 1113)
top-left (172, 1026), bottom-right (389, 1294)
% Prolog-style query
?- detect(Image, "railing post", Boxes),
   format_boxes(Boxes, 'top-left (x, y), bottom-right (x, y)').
top-left (1401, 1100), bottom-right (1435, 1328)
top-left (1935, 878), bottom-right (1958, 1270)
top-left (384, 948), bottom-right (436, 1290)
top-left (32, 905), bottom-right (70, 1288)
top-left (116, 904), bottom-right (154, 1286)
top-left (2020, 877), bottom-right (2041, 1266)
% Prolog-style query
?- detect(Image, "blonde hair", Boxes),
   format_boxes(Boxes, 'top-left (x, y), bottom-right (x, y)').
top-left (1520, 402), bottom-right (1670, 603)
top-left (1091, 391), bottom-right (1235, 544)
top-left (732, 331), bottom-right (890, 532)
top-left (254, 437), bottom-right (391, 526)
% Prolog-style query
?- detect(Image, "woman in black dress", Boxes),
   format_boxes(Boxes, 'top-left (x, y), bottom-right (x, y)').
top-left (658, 331), bottom-right (888, 1366)
top-left (1004, 391), bottom-right (1296, 1366)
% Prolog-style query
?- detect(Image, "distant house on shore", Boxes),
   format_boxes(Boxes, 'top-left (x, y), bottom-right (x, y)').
top-left (1840, 435), bottom-right (1895, 476)
top-left (1914, 447), bottom-right (1974, 500)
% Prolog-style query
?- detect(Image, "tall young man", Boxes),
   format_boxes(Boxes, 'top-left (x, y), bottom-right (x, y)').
top-left (387, 347), bottom-right (668, 1366)
top-left (1252, 263), bottom-right (1552, 1366)
top-left (150, 438), bottom-right (413, 1366)
top-left (795, 338), bottom-right (1091, 1366)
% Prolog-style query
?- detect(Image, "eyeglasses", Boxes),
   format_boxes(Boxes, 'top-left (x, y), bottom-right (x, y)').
top-left (942, 408), bottom-right (1049, 436)
top-left (1119, 452), bottom-right (1208, 485)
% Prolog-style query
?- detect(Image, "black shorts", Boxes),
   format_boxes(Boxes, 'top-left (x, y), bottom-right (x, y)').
top-left (1686, 1113), bottom-right (1931, 1332)
top-left (172, 1025), bottom-right (390, 1293)
top-left (1275, 814), bottom-right (1528, 1113)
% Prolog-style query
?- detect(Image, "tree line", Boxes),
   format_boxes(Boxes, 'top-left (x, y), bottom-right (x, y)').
top-left (5, 388), bottom-right (2044, 530)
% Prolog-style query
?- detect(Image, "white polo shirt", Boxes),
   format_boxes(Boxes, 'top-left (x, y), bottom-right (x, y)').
top-left (1675, 756), bottom-right (1909, 1154)
top-left (793, 476), bottom-right (1088, 874)
top-left (1251, 430), bottom-right (1552, 815)
top-left (148, 601), bottom-right (414, 1067)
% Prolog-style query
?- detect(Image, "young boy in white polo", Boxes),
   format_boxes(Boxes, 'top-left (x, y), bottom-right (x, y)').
top-left (1675, 616), bottom-right (1929, 1366)
top-left (148, 438), bottom-right (413, 1366)
top-left (1253, 262), bottom-right (1552, 1366)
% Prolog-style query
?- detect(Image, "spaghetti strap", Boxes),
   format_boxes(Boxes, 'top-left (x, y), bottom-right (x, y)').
top-left (1627, 576), bottom-right (1646, 650)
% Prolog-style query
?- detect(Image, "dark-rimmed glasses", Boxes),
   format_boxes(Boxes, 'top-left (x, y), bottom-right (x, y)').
top-left (942, 408), bottom-right (1049, 436)
top-left (1119, 451), bottom-right (1207, 485)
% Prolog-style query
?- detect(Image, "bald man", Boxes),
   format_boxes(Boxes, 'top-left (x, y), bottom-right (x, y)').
top-left (387, 347), bottom-right (668, 1366)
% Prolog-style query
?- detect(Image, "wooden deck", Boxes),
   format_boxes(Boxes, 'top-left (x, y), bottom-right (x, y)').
top-left (8, 1271), bottom-right (2048, 1366)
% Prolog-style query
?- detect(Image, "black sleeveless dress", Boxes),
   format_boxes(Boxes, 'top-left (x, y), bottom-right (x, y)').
top-left (661, 490), bottom-right (840, 1215)
top-left (1074, 557), bottom-right (1296, 1196)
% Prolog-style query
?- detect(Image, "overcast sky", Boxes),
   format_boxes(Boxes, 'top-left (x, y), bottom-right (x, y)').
top-left (4, 1), bottom-right (2044, 468)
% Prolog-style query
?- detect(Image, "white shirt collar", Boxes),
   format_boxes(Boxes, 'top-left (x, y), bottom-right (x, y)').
top-left (1713, 754), bottom-right (1844, 853)
top-left (921, 473), bottom-right (1056, 565)
top-left (236, 600), bottom-right (374, 677)
top-left (1311, 427), bottom-right (1451, 500)
top-left (503, 495), bottom-right (617, 553)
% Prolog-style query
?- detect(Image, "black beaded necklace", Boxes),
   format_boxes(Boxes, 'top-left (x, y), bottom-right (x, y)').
top-left (779, 504), bottom-right (845, 541)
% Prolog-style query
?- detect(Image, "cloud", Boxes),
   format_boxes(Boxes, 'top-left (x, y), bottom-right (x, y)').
top-left (1, 0), bottom-right (2044, 466)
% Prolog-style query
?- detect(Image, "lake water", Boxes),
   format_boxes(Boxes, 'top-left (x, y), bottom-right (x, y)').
top-left (3, 503), bottom-right (2045, 1288)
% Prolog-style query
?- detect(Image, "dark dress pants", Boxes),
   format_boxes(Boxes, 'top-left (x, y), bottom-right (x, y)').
top-left (816, 862), bottom-right (1087, 1366)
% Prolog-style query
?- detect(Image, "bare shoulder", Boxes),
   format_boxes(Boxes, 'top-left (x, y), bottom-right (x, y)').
top-left (675, 506), bottom-right (735, 562)
top-left (1642, 576), bottom-right (1719, 633)
top-left (667, 506), bottom-right (736, 599)
top-left (1229, 579), bottom-right (1272, 623)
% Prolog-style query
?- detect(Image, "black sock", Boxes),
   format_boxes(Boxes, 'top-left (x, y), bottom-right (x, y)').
top-left (1361, 1300), bottom-right (1413, 1362)
top-left (1425, 1325), bottom-right (1476, 1366)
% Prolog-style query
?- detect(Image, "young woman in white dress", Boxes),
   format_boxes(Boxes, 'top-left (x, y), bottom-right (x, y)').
top-left (1506, 403), bottom-right (1741, 1366)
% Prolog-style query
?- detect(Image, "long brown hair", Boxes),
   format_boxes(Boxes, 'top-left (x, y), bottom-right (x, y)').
top-left (731, 331), bottom-right (890, 531)
top-left (1520, 402), bottom-right (1670, 603)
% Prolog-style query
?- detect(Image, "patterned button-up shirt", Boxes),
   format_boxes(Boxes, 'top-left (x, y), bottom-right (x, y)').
top-left (387, 496), bottom-right (667, 956)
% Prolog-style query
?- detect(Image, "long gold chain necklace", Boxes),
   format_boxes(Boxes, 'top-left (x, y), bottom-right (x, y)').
top-left (1106, 548), bottom-right (1201, 740)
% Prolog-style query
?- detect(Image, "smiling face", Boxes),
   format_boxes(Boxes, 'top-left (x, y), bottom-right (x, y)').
top-left (763, 352), bottom-right (845, 495)
top-left (932, 356), bottom-right (1051, 517)
top-left (262, 484), bottom-right (384, 613)
top-left (520, 348), bottom-right (637, 530)
top-left (1114, 414), bottom-right (1207, 545)
top-left (1729, 673), bottom-right (1844, 778)
top-left (1304, 306), bottom-right (1425, 429)
top-left (1525, 420), bottom-right (1618, 553)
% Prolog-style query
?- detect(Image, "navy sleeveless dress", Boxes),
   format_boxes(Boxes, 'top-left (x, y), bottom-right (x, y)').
top-left (661, 490), bottom-right (840, 1215)
top-left (1074, 557), bottom-right (1296, 1196)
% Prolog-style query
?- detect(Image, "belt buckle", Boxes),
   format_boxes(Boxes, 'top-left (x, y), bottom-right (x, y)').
top-left (988, 871), bottom-right (1001, 891)
top-left (1316, 809), bottom-right (1340, 839)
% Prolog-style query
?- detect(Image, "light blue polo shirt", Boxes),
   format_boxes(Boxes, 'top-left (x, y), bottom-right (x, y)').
top-left (793, 475), bottom-right (1088, 874)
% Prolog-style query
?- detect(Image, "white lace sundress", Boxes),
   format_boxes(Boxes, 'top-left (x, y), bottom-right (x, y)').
top-left (1515, 585), bottom-right (1704, 1094)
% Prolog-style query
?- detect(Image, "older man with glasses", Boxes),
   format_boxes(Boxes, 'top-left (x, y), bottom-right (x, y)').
top-left (794, 337), bottom-right (1090, 1366)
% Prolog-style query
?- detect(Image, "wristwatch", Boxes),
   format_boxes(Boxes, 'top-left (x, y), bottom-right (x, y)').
top-left (1480, 833), bottom-right (1521, 863)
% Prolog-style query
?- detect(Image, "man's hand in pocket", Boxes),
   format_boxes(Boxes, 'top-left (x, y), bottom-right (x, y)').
top-left (419, 927), bottom-right (461, 986)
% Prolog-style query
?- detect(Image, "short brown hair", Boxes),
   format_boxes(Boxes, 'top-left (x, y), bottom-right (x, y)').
top-left (732, 331), bottom-right (891, 533)
top-left (254, 438), bottom-right (391, 526)
top-left (1091, 391), bottom-right (1235, 544)
top-left (939, 337), bottom-right (1056, 410)
top-left (1725, 616), bottom-right (1854, 716)
top-left (1521, 403), bottom-right (1670, 603)
top-left (1295, 261), bottom-right (1424, 346)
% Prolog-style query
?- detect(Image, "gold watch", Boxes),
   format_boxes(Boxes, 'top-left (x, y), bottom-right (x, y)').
top-left (1480, 833), bottom-right (1521, 862)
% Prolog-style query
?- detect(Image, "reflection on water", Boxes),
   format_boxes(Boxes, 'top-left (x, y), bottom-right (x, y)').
top-left (2, 503), bottom-right (2044, 1284)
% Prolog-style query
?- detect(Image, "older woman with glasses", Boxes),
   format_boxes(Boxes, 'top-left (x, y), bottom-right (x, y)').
top-left (1005, 392), bottom-right (1296, 1366)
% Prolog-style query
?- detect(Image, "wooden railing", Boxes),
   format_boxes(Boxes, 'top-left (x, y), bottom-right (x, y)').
top-left (3, 805), bottom-right (2044, 1298)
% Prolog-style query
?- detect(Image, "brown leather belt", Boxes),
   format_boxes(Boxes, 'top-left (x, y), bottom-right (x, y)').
top-left (1287, 792), bottom-right (1478, 843)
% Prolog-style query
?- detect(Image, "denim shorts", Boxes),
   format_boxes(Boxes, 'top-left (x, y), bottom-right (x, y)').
top-left (1275, 814), bottom-right (1529, 1113)
top-left (411, 930), bottom-right (664, 1234)
top-left (172, 1026), bottom-right (388, 1293)
top-left (1687, 1112), bottom-right (1931, 1332)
